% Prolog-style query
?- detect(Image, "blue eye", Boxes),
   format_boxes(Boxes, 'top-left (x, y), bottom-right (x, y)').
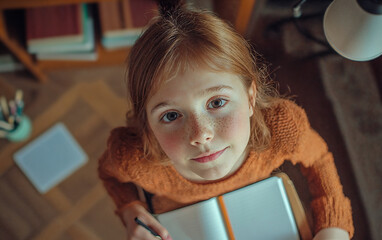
top-left (208, 98), bottom-right (227, 109)
top-left (161, 111), bottom-right (180, 122)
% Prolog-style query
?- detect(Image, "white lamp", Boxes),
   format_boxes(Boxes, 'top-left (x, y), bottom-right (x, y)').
top-left (323, 0), bottom-right (382, 61)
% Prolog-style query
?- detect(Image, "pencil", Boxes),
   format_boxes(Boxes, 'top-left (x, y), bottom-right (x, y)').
top-left (15, 89), bottom-right (23, 103)
top-left (0, 106), bottom-right (4, 121)
top-left (0, 96), bottom-right (8, 119)
top-left (0, 120), bottom-right (13, 131)
top-left (134, 217), bottom-right (162, 240)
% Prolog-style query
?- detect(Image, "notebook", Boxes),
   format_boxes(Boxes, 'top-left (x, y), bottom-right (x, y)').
top-left (14, 123), bottom-right (88, 193)
top-left (156, 176), bottom-right (301, 240)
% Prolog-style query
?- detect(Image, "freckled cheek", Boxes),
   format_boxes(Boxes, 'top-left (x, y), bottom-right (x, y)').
top-left (217, 112), bottom-right (251, 139)
top-left (154, 130), bottom-right (186, 158)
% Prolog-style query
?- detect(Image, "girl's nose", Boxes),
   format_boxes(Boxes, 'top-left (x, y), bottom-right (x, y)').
top-left (189, 115), bottom-right (214, 146)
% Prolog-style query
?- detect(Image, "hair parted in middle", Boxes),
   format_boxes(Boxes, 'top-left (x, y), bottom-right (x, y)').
top-left (125, 0), bottom-right (280, 163)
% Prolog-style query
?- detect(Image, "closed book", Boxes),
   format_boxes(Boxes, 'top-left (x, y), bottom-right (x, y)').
top-left (99, 0), bottom-right (157, 44)
top-left (98, 0), bottom-right (124, 37)
top-left (28, 4), bottom-right (92, 54)
top-left (36, 50), bottom-right (98, 61)
top-left (13, 123), bottom-right (88, 194)
top-left (26, 4), bottom-right (83, 47)
top-left (101, 33), bottom-right (139, 50)
top-left (36, 18), bottom-right (97, 61)
top-left (124, 0), bottom-right (157, 28)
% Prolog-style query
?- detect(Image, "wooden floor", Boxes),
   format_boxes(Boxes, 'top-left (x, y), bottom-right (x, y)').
top-left (0, 67), bottom-right (129, 239)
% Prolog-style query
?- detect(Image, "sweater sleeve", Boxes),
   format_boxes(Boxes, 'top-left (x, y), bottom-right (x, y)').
top-left (98, 151), bottom-right (140, 209)
top-left (286, 103), bottom-right (354, 238)
top-left (98, 128), bottom-right (144, 221)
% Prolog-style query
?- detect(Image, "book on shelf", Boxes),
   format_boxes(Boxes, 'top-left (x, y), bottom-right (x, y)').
top-left (26, 4), bottom-right (97, 61)
top-left (28, 4), bottom-right (94, 55)
top-left (101, 34), bottom-right (138, 50)
top-left (98, 0), bottom-right (158, 49)
top-left (26, 4), bottom-right (83, 47)
top-left (155, 174), bottom-right (311, 240)
top-left (36, 9), bottom-right (97, 61)
top-left (36, 50), bottom-right (98, 62)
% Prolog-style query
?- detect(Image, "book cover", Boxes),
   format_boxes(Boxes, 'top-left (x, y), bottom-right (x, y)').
top-left (28, 4), bottom-right (92, 54)
top-left (36, 49), bottom-right (98, 61)
top-left (126, 0), bottom-right (157, 28)
top-left (26, 4), bottom-right (84, 47)
top-left (13, 123), bottom-right (88, 193)
top-left (99, 0), bottom-right (157, 45)
top-left (98, 0), bottom-right (124, 36)
top-left (101, 34), bottom-right (139, 50)
top-left (35, 9), bottom-right (97, 61)
top-left (156, 176), bottom-right (301, 240)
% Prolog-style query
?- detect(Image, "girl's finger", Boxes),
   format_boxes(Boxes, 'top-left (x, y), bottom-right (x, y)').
top-left (134, 226), bottom-right (165, 240)
top-left (138, 216), bottom-right (172, 240)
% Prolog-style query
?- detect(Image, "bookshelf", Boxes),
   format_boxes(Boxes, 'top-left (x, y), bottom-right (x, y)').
top-left (0, 0), bottom-right (131, 83)
top-left (0, 0), bottom-right (257, 83)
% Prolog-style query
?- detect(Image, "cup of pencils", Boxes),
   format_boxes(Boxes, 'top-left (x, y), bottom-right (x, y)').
top-left (0, 90), bottom-right (32, 142)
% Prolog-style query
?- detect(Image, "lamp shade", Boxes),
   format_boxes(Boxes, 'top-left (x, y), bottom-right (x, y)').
top-left (323, 0), bottom-right (382, 61)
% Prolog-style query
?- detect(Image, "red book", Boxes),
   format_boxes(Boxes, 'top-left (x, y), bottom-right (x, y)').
top-left (124, 0), bottom-right (158, 28)
top-left (99, 0), bottom-right (157, 38)
top-left (98, 1), bottom-right (125, 35)
top-left (26, 4), bottom-right (83, 46)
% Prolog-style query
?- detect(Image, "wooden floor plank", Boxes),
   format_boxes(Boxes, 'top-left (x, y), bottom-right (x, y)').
top-left (44, 188), bottom-right (73, 213)
top-left (32, 183), bottom-right (105, 240)
top-left (6, 166), bottom-right (57, 223)
top-left (0, 175), bottom-right (42, 230)
top-left (0, 193), bottom-right (32, 239)
top-left (81, 80), bottom-right (127, 127)
top-left (67, 222), bottom-right (103, 240)
top-left (80, 196), bottom-right (126, 240)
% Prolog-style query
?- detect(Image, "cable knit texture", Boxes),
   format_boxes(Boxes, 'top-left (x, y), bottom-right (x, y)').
top-left (98, 99), bottom-right (354, 238)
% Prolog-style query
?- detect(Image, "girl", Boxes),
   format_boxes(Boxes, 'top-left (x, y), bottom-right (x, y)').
top-left (98, 1), bottom-right (354, 239)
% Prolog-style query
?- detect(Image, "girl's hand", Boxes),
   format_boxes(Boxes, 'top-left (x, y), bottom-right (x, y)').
top-left (313, 227), bottom-right (350, 240)
top-left (122, 202), bottom-right (172, 240)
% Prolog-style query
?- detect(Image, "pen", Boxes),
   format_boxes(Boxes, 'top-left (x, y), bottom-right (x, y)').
top-left (134, 217), bottom-right (162, 240)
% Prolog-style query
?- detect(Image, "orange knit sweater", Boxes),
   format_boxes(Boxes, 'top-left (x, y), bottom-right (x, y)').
top-left (98, 100), bottom-right (354, 237)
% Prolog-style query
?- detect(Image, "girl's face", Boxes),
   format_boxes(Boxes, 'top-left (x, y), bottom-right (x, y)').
top-left (146, 68), bottom-right (254, 182)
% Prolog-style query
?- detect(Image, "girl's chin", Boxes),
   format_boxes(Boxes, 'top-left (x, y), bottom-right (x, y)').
top-left (193, 165), bottom-right (233, 182)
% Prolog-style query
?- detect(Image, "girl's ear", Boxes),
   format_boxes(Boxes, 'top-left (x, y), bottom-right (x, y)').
top-left (248, 81), bottom-right (256, 117)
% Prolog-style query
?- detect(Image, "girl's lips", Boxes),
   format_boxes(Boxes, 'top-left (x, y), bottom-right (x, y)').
top-left (191, 148), bottom-right (227, 163)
